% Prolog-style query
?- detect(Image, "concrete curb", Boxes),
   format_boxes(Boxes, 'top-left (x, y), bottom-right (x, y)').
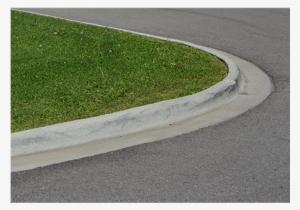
top-left (11, 10), bottom-right (242, 171)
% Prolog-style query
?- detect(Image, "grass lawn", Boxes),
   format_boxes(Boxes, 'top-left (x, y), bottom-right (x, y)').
top-left (11, 10), bottom-right (228, 132)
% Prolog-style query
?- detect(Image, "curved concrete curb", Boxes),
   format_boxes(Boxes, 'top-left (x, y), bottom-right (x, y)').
top-left (11, 44), bottom-right (241, 154)
top-left (11, 10), bottom-right (272, 172)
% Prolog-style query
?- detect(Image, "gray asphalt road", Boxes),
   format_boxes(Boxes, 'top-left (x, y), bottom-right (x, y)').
top-left (11, 8), bottom-right (290, 202)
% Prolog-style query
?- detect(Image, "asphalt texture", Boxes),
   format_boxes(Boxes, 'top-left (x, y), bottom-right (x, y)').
top-left (11, 8), bottom-right (290, 202)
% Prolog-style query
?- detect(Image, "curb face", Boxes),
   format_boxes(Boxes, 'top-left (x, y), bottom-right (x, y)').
top-left (11, 10), bottom-right (271, 172)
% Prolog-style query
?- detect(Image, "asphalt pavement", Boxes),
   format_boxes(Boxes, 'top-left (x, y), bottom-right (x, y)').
top-left (11, 8), bottom-right (290, 202)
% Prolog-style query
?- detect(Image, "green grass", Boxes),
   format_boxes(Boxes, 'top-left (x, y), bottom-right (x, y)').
top-left (11, 10), bottom-right (228, 132)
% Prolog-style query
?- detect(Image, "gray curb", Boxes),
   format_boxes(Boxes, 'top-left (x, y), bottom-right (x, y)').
top-left (11, 46), bottom-right (240, 156)
top-left (11, 10), bottom-right (242, 171)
